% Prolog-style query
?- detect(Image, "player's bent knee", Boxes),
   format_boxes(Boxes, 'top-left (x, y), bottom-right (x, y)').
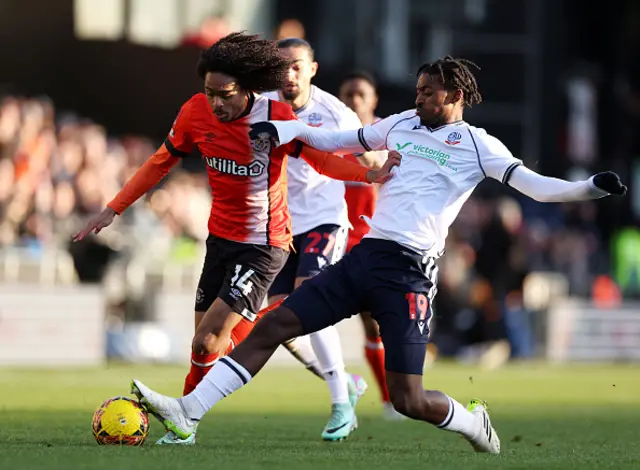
top-left (360, 312), bottom-right (380, 339)
top-left (191, 332), bottom-right (219, 355)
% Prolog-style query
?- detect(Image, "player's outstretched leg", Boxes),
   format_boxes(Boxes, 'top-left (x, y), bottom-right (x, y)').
top-left (131, 304), bottom-right (311, 441)
top-left (385, 372), bottom-right (500, 454)
top-left (157, 299), bottom-right (286, 445)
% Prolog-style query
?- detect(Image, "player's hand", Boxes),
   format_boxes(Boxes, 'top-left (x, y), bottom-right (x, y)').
top-left (366, 150), bottom-right (402, 184)
top-left (593, 171), bottom-right (627, 196)
top-left (72, 207), bottom-right (117, 242)
top-left (249, 122), bottom-right (280, 147)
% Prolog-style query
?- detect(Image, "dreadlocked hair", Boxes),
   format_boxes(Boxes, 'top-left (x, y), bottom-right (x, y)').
top-left (196, 32), bottom-right (293, 92)
top-left (416, 56), bottom-right (482, 107)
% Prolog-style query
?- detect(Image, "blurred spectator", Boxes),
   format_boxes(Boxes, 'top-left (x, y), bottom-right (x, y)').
top-left (275, 18), bottom-right (306, 40)
top-left (181, 15), bottom-right (232, 49)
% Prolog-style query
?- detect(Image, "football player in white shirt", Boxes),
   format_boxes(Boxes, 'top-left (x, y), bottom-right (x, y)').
top-left (262, 38), bottom-right (369, 441)
top-left (131, 57), bottom-right (626, 453)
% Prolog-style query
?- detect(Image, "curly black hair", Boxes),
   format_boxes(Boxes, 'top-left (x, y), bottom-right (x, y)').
top-left (196, 32), bottom-right (293, 92)
top-left (416, 56), bottom-right (482, 107)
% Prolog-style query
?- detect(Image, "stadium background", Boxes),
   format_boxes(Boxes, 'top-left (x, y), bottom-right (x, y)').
top-left (1, 0), bottom-right (639, 366)
top-left (0, 2), bottom-right (639, 468)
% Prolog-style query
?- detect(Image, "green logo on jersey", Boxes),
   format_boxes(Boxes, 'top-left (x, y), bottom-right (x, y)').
top-left (396, 142), bottom-right (458, 172)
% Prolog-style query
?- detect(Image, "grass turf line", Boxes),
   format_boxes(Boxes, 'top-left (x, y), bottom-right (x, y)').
top-left (0, 363), bottom-right (638, 470)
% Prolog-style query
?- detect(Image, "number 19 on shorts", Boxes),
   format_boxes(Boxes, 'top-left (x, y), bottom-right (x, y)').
top-left (405, 293), bottom-right (429, 321)
top-left (406, 292), bottom-right (430, 335)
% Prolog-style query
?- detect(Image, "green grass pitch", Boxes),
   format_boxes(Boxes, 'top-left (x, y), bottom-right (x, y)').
top-left (0, 363), bottom-right (638, 469)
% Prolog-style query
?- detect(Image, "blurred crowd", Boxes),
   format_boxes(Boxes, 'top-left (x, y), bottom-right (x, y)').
top-left (431, 188), bottom-right (620, 360)
top-left (0, 96), bottom-right (210, 281)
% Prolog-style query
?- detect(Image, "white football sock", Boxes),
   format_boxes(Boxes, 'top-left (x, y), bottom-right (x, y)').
top-left (180, 356), bottom-right (252, 420)
top-left (436, 396), bottom-right (481, 440)
top-left (309, 326), bottom-right (349, 404)
top-left (283, 336), bottom-right (324, 378)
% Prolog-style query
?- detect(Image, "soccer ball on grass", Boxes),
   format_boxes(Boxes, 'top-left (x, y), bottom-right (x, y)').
top-left (92, 396), bottom-right (149, 445)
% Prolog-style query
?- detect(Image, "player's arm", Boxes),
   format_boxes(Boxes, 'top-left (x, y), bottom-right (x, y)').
top-left (507, 167), bottom-right (626, 202)
top-left (71, 146), bottom-right (180, 241)
top-left (250, 113), bottom-right (402, 155)
top-left (353, 151), bottom-right (383, 170)
top-left (295, 144), bottom-right (400, 184)
top-left (260, 120), bottom-right (363, 153)
top-left (479, 133), bottom-right (627, 201)
top-left (107, 145), bottom-right (180, 214)
top-left (72, 101), bottom-right (194, 241)
top-left (339, 107), bottom-right (383, 169)
top-left (107, 102), bottom-right (195, 214)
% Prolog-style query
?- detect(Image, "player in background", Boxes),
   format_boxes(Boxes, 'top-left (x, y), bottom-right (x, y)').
top-left (262, 38), bottom-right (373, 441)
top-left (338, 71), bottom-right (404, 421)
top-left (73, 32), bottom-right (398, 445)
top-left (129, 56), bottom-right (626, 453)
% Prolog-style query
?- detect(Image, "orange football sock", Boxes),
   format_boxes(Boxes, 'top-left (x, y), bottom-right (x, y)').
top-left (182, 301), bottom-right (284, 396)
top-left (365, 336), bottom-right (390, 403)
top-left (183, 352), bottom-right (220, 395)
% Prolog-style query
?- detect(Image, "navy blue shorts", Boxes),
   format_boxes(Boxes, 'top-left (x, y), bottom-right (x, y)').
top-left (268, 224), bottom-right (348, 296)
top-left (283, 238), bottom-right (438, 375)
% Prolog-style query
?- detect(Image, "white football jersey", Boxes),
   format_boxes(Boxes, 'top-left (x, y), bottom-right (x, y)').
top-left (263, 86), bottom-right (361, 235)
top-left (358, 110), bottom-right (522, 256)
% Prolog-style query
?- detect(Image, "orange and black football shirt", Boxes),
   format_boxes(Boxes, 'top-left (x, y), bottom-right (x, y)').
top-left (107, 93), bottom-right (371, 250)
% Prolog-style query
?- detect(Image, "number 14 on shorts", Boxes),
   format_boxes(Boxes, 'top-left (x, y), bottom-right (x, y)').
top-left (231, 265), bottom-right (255, 296)
top-left (406, 292), bottom-right (429, 334)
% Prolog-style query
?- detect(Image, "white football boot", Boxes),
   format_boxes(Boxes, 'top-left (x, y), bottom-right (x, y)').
top-left (155, 429), bottom-right (197, 445)
top-left (130, 379), bottom-right (197, 441)
top-left (465, 399), bottom-right (501, 454)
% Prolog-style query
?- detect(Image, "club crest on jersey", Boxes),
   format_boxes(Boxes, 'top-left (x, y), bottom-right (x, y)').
top-left (445, 131), bottom-right (462, 146)
top-left (250, 132), bottom-right (273, 153)
top-left (307, 113), bottom-right (323, 127)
